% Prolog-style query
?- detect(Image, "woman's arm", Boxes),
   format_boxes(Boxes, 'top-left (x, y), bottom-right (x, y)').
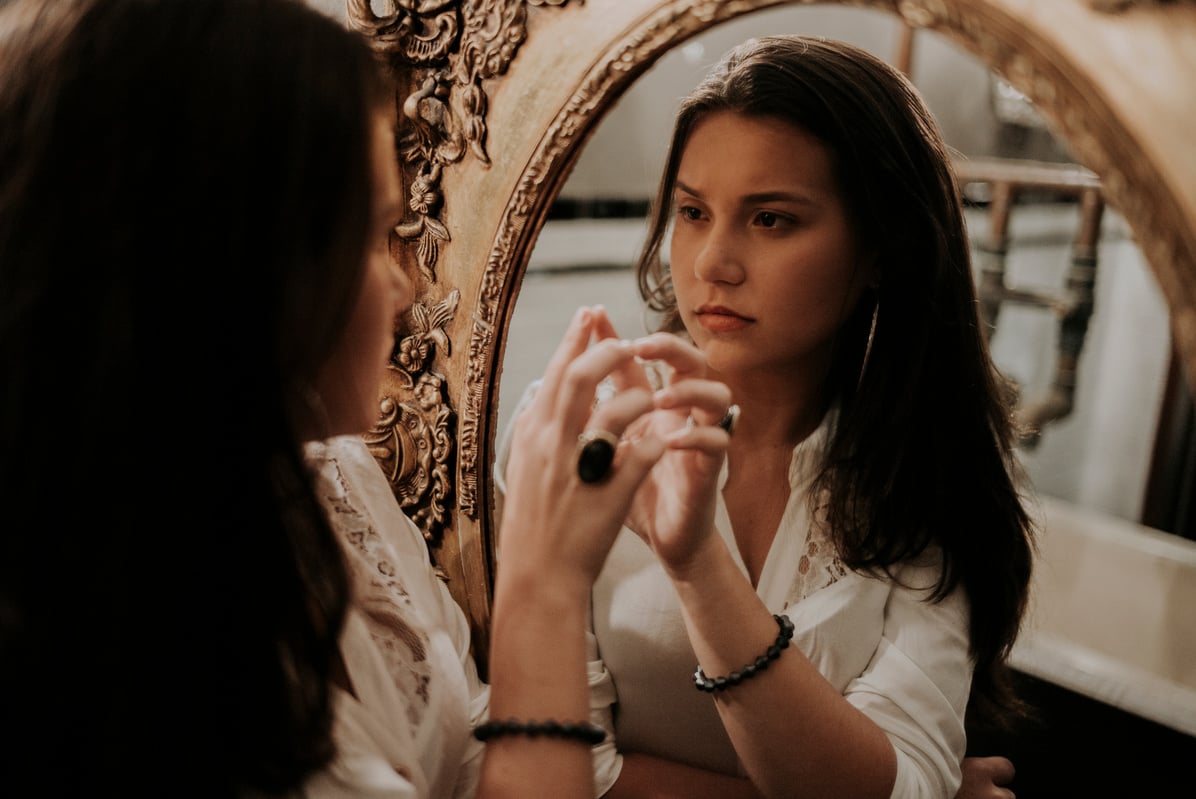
top-left (492, 377), bottom-right (625, 796)
top-left (598, 331), bottom-right (893, 798)
top-left (605, 753), bottom-right (763, 799)
top-left (665, 543), bottom-right (898, 799)
top-left (478, 306), bottom-right (695, 799)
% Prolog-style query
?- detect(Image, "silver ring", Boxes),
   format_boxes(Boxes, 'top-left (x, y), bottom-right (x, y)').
top-left (717, 404), bottom-right (741, 436)
top-left (577, 430), bottom-right (619, 483)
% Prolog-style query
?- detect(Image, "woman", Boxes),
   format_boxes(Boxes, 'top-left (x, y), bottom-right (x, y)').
top-left (497, 35), bottom-right (1033, 799)
top-left (0, 1), bottom-right (708, 796)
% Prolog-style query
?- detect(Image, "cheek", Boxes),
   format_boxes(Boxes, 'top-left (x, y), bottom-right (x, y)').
top-left (787, 231), bottom-right (866, 299)
top-left (668, 231), bottom-right (696, 289)
top-left (365, 257), bottom-right (398, 354)
top-left (343, 258), bottom-right (394, 371)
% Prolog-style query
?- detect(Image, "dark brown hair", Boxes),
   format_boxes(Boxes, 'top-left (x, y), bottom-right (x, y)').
top-left (637, 35), bottom-right (1035, 733)
top-left (0, 0), bottom-right (391, 794)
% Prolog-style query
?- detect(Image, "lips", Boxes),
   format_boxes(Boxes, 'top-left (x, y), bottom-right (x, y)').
top-left (695, 304), bottom-right (753, 333)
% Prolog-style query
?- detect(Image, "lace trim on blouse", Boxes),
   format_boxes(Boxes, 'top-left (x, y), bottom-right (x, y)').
top-left (782, 409), bottom-right (848, 606)
top-left (785, 492), bottom-right (849, 605)
top-left (318, 453), bottom-right (433, 733)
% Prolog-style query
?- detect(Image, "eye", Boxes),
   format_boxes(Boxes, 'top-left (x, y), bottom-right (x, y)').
top-left (756, 211), bottom-right (780, 228)
top-left (677, 205), bottom-right (704, 222)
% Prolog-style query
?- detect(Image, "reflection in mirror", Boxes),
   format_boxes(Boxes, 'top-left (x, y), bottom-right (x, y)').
top-left (502, 4), bottom-right (1172, 526)
top-left (497, 3), bottom-right (1196, 791)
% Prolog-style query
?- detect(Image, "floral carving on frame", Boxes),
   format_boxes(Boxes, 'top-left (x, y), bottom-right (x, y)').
top-left (364, 289), bottom-right (460, 561)
top-left (344, 0), bottom-right (577, 549)
top-left (346, 0), bottom-right (578, 283)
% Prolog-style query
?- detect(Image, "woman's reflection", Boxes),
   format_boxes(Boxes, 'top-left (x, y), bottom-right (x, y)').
top-left (497, 33), bottom-right (1033, 799)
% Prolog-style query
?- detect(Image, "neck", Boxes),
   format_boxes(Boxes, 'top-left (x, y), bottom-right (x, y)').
top-left (711, 364), bottom-right (831, 452)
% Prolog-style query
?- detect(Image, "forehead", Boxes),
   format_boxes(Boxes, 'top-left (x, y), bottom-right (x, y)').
top-left (676, 111), bottom-right (838, 198)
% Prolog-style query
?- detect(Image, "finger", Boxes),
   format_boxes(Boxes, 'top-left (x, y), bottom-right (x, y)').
top-left (663, 423), bottom-right (730, 456)
top-left (533, 305), bottom-right (594, 415)
top-left (591, 306), bottom-right (654, 392)
top-left (605, 434), bottom-right (667, 494)
top-left (654, 379), bottom-right (734, 427)
top-left (967, 755), bottom-right (1015, 785)
top-left (554, 336), bottom-right (637, 436)
top-left (631, 332), bottom-right (708, 380)
top-left (572, 391), bottom-right (656, 490)
top-left (586, 386), bottom-right (654, 439)
top-left (989, 757), bottom-right (1015, 785)
top-left (590, 305), bottom-right (619, 340)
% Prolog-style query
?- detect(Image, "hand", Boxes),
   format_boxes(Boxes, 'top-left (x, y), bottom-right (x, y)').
top-left (590, 310), bottom-right (733, 577)
top-left (498, 306), bottom-right (667, 587)
top-left (956, 756), bottom-right (1015, 799)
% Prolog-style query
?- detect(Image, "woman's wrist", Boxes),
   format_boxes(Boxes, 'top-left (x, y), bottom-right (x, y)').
top-left (660, 529), bottom-right (735, 586)
top-left (487, 579), bottom-right (591, 723)
top-left (493, 557), bottom-right (593, 615)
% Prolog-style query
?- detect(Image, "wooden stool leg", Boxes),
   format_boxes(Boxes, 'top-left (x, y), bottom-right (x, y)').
top-left (1017, 188), bottom-right (1104, 447)
top-left (976, 181), bottom-right (1015, 340)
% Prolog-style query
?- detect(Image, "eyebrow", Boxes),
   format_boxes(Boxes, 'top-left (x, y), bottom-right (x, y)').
top-left (674, 180), bottom-right (819, 207)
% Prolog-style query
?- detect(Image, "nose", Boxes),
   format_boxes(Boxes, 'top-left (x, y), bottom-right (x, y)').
top-left (692, 222), bottom-right (745, 285)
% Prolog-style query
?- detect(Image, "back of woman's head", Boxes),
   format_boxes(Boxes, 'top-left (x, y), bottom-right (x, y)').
top-left (0, 0), bottom-right (391, 793)
top-left (637, 35), bottom-right (1034, 731)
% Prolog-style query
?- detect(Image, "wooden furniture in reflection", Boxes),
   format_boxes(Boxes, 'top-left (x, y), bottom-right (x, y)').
top-left (893, 20), bottom-right (1107, 448)
top-left (955, 158), bottom-right (1105, 448)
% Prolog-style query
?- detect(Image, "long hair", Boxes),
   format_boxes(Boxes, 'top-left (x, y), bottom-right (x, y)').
top-left (636, 35), bottom-right (1035, 733)
top-left (0, 0), bottom-right (391, 793)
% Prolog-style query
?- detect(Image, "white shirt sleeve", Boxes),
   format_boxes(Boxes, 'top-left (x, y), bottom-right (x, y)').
top-left (841, 559), bottom-right (972, 799)
top-left (295, 687), bottom-right (421, 799)
top-left (587, 626), bottom-right (625, 797)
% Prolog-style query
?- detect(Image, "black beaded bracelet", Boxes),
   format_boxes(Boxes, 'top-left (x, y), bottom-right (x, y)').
top-left (693, 613), bottom-right (795, 693)
top-left (472, 718), bottom-right (606, 746)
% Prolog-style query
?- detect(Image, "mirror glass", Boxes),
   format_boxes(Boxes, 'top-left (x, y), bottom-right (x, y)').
top-left (498, 3), bottom-right (1174, 530)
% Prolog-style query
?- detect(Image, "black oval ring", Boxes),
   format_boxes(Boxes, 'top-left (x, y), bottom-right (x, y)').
top-left (576, 430), bottom-right (618, 483)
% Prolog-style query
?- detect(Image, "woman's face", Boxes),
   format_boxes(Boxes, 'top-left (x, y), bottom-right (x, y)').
top-left (669, 111), bottom-right (873, 384)
top-left (314, 111), bottom-right (413, 438)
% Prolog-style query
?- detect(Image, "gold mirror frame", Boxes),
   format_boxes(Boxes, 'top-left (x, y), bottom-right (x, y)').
top-left (347, 0), bottom-right (1196, 662)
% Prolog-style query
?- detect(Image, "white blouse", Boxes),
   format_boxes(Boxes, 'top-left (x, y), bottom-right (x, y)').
top-left (296, 435), bottom-right (489, 799)
top-left (495, 383), bottom-right (972, 799)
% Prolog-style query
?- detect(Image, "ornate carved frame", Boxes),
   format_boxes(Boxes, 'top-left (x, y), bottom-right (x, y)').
top-left (345, 0), bottom-right (1196, 664)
